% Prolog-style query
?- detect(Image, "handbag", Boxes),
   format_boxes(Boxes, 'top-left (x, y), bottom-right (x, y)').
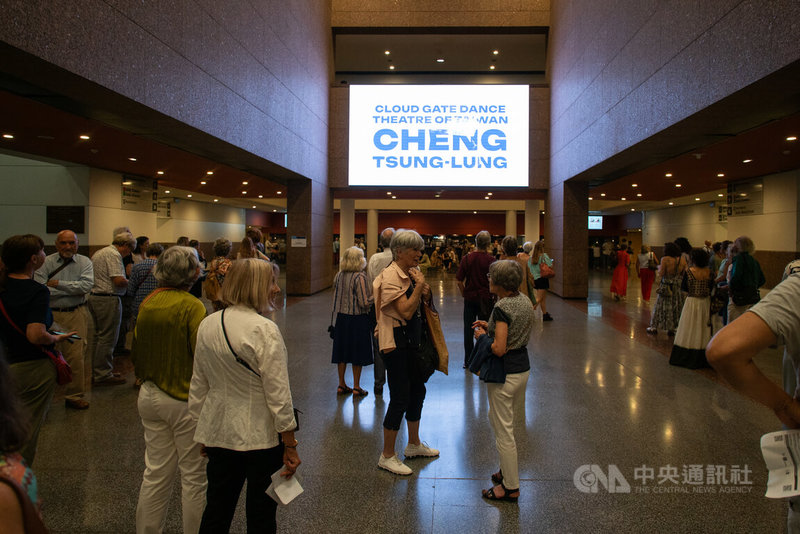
top-left (0, 299), bottom-right (72, 385)
top-left (655, 278), bottom-right (672, 297)
top-left (423, 301), bottom-right (448, 375)
top-left (647, 252), bottom-right (657, 270)
top-left (328, 273), bottom-right (342, 339)
top-left (539, 256), bottom-right (555, 279)
top-left (710, 286), bottom-right (728, 314)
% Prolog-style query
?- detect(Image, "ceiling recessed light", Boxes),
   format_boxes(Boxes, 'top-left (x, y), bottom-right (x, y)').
top-left (435, 194), bottom-right (440, 198)
top-left (717, 173), bottom-right (725, 177)
top-left (489, 65), bottom-right (495, 70)
top-left (740, 193), bottom-right (747, 197)
top-left (200, 181), bottom-right (207, 185)
top-left (207, 171), bottom-right (214, 175)
top-left (407, 210), bottom-right (411, 213)
top-left (273, 209), bottom-right (277, 212)
top-left (213, 199), bottom-right (219, 202)
top-left (436, 58), bottom-right (445, 63)
top-left (484, 196), bottom-right (489, 200)
top-left (128, 157), bottom-right (137, 161)
top-left (695, 197), bottom-right (700, 201)
top-left (600, 193), bottom-right (606, 197)
top-left (493, 50), bottom-right (499, 55)
top-left (2, 134), bottom-right (14, 139)
top-left (588, 197), bottom-right (593, 200)
top-left (675, 184), bottom-right (682, 188)
top-left (277, 191), bottom-right (282, 195)
top-left (242, 191), bottom-right (247, 194)
top-left (384, 50), bottom-right (390, 55)
top-left (487, 192), bottom-right (493, 196)
top-left (391, 195), bottom-right (396, 199)
top-left (79, 135), bottom-right (90, 140)
top-left (718, 193), bottom-right (724, 197)
top-left (621, 197), bottom-right (627, 200)
top-left (787, 136), bottom-right (797, 141)
top-left (631, 184), bottom-right (638, 187)
top-left (258, 195), bottom-right (263, 198)
top-left (668, 202), bottom-right (674, 205)
top-left (389, 65), bottom-right (395, 70)
top-left (242, 181), bottom-right (248, 185)
top-left (252, 205), bottom-right (257, 209)
top-left (665, 173), bottom-right (672, 177)
top-left (157, 171), bottom-right (164, 175)
top-left (630, 208), bottom-right (635, 212)
top-left (187, 194), bottom-right (192, 198)
top-left (473, 211), bottom-right (477, 214)
top-left (743, 159), bottom-right (752, 163)
top-left (164, 190), bottom-right (171, 194)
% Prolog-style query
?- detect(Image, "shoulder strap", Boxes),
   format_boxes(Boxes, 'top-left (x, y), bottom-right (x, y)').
top-left (46, 259), bottom-right (72, 280)
top-left (220, 309), bottom-right (261, 378)
top-left (330, 273), bottom-right (341, 326)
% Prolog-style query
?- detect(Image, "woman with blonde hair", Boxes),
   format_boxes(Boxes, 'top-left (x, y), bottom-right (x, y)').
top-left (190, 258), bottom-right (299, 533)
top-left (331, 246), bottom-right (374, 397)
top-left (529, 240), bottom-right (554, 321)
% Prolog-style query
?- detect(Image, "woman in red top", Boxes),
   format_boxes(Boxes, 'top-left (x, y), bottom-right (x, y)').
top-left (610, 245), bottom-right (631, 301)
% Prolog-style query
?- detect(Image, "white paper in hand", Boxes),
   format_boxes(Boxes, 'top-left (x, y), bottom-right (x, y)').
top-left (265, 466), bottom-right (303, 505)
top-left (761, 429), bottom-right (800, 498)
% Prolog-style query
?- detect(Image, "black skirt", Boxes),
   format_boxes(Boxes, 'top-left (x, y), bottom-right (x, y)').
top-left (331, 313), bottom-right (374, 366)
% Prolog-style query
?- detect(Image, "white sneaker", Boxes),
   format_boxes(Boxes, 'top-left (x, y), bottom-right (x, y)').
top-left (404, 442), bottom-right (440, 459)
top-left (378, 453), bottom-right (412, 475)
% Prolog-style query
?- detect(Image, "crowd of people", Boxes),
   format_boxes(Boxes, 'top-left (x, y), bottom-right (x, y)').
top-left (1, 222), bottom-right (795, 531)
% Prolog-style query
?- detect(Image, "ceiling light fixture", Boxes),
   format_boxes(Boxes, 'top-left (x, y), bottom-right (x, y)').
top-left (743, 159), bottom-right (752, 163)
top-left (668, 202), bottom-right (674, 205)
top-left (630, 208), bottom-right (635, 212)
top-left (273, 209), bottom-right (277, 212)
top-left (636, 193), bottom-right (642, 197)
top-left (252, 205), bottom-right (257, 209)
top-left (436, 58), bottom-right (445, 63)
top-left (665, 173), bottom-right (672, 177)
top-left (386, 192), bottom-right (391, 195)
top-left (717, 173), bottom-right (725, 177)
top-left (407, 210), bottom-right (411, 213)
top-left (493, 50), bottom-right (499, 55)
top-left (242, 181), bottom-right (248, 185)
top-left (207, 171), bottom-right (214, 175)
top-left (213, 199), bottom-right (219, 202)
top-left (473, 211), bottom-right (477, 214)
top-left (258, 195), bottom-right (263, 198)
top-left (79, 135), bottom-right (90, 140)
top-left (200, 181), bottom-right (207, 185)
top-left (128, 157), bottom-right (137, 161)
top-left (631, 183), bottom-right (638, 187)
top-left (164, 190), bottom-right (171, 194)
top-left (242, 191), bottom-right (247, 194)
top-left (489, 65), bottom-right (495, 70)
top-left (675, 184), bottom-right (682, 188)
top-left (487, 192), bottom-right (493, 196)
top-left (384, 50), bottom-right (390, 55)
top-left (484, 196), bottom-right (489, 200)
top-left (187, 194), bottom-right (192, 198)
top-left (718, 193), bottom-right (724, 197)
top-left (695, 197), bottom-right (700, 201)
top-left (157, 171), bottom-right (164, 175)
top-left (621, 197), bottom-right (627, 200)
top-left (787, 136), bottom-right (797, 141)
top-left (2, 134), bottom-right (14, 139)
top-left (389, 65), bottom-right (395, 70)
top-left (588, 197), bottom-right (593, 200)
top-left (391, 195), bottom-right (396, 199)
top-left (277, 191), bottom-right (282, 195)
top-left (600, 193), bottom-right (606, 197)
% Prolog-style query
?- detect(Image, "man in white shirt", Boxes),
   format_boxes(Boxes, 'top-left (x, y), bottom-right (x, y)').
top-left (88, 232), bottom-right (135, 386)
top-left (34, 230), bottom-right (95, 409)
top-left (367, 227), bottom-right (395, 397)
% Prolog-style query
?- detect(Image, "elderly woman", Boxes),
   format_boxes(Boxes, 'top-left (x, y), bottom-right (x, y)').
top-left (0, 235), bottom-right (75, 465)
top-left (727, 235), bottom-right (766, 323)
top-left (529, 240), bottom-right (554, 321)
top-left (190, 259), bottom-right (299, 533)
top-left (205, 237), bottom-right (233, 311)
top-left (472, 260), bottom-right (534, 502)
top-left (332, 246), bottom-right (374, 396)
top-left (373, 229), bottom-right (438, 476)
top-left (132, 246), bottom-right (207, 534)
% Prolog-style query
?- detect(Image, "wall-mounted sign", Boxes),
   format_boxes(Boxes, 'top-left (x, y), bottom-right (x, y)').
top-left (46, 206), bottom-right (85, 234)
top-left (291, 236), bottom-right (307, 248)
top-left (348, 85), bottom-right (529, 187)
top-left (726, 179), bottom-right (763, 217)
top-left (157, 201), bottom-right (172, 219)
top-left (122, 176), bottom-right (158, 212)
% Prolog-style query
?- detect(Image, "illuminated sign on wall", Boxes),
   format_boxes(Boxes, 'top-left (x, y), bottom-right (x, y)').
top-left (588, 215), bottom-right (603, 230)
top-left (348, 85), bottom-right (529, 187)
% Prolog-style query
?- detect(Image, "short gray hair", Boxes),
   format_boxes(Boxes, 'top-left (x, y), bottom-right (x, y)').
top-left (489, 260), bottom-right (523, 292)
top-left (112, 232), bottom-right (136, 248)
top-left (154, 246), bottom-right (200, 289)
top-left (340, 246), bottom-right (366, 272)
top-left (213, 237), bottom-right (233, 257)
top-left (734, 235), bottom-right (755, 254)
top-left (390, 229), bottom-right (424, 260)
top-left (522, 241), bottom-right (534, 254)
top-left (476, 230), bottom-right (491, 250)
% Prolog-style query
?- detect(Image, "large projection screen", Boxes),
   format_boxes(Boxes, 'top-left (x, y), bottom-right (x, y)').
top-left (348, 85), bottom-right (529, 187)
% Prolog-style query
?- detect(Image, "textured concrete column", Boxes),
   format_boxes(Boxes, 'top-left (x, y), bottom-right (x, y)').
top-left (525, 200), bottom-right (541, 244)
top-left (505, 210), bottom-right (517, 237)
top-left (366, 208), bottom-right (378, 260)
top-left (286, 178), bottom-right (333, 296)
top-left (340, 199), bottom-right (355, 250)
top-left (546, 180), bottom-right (588, 298)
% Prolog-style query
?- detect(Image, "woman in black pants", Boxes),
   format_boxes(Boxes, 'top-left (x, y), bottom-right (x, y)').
top-left (372, 229), bottom-right (439, 476)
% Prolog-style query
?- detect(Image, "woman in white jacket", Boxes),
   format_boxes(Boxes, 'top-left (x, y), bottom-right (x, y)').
top-left (189, 258), bottom-right (300, 533)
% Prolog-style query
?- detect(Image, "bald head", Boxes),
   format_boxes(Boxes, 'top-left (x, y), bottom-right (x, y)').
top-left (379, 227), bottom-right (395, 249)
top-left (55, 230), bottom-right (79, 259)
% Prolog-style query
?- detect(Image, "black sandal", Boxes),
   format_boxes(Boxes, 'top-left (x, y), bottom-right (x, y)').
top-left (482, 484), bottom-right (519, 502)
top-left (491, 469), bottom-right (503, 485)
top-left (337, 385), bottom-right (353, 395)
top-left (352, 387), bottom-right (369, 397)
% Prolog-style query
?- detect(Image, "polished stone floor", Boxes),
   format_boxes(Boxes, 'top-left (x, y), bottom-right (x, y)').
top-left (35, 268), bottom-right (786, 533)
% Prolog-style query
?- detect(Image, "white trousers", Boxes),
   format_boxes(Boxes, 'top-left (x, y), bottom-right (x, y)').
top-left (487, 370), bottom-right (529, 490)
top-left (136, 381), bottom-right (206, 534)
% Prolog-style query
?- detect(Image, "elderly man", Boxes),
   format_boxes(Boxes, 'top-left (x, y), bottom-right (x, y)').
top-left (367, 227), bottom-right (395, 397)
top-left (88, 232), bottom-right (135, 386)
top-left (33, 230), bottom-right (95, 409)
top-left (457, 230), bottom-right (496, 368)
